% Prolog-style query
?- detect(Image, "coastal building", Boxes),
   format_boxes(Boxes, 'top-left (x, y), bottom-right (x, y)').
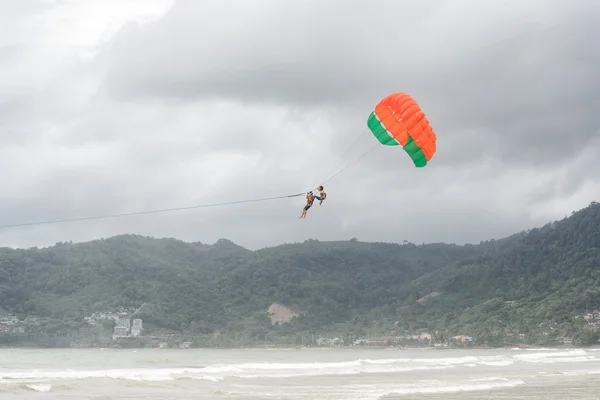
top-left (112, 317), bottom-right (144, 340)
top-left (131, 319), bottom-right (143, 337)
top-left (117, 318), bottom-right (131, 330)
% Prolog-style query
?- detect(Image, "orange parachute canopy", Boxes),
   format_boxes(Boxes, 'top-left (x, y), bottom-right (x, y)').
top-left (367, 93), bottom-right (437, 167)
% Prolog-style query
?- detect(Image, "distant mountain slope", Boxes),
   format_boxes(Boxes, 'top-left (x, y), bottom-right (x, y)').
top-left (1, 202), bottom-right (600, 346)
top-left (403, 202), bottom-right (600, 335)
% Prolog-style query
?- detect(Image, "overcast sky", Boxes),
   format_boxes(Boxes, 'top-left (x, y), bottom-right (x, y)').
top-left (1, 0), bottom-right (599, 250)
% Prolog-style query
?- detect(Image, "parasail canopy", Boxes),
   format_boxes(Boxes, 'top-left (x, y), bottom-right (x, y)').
top-left (367, 92), bottom-right (437, 167)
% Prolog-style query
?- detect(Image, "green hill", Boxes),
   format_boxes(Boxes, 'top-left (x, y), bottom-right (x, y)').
top-left (2, 201), bottom-right (600, 347)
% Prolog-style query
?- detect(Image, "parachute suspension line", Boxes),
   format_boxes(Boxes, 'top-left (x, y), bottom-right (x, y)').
top-left (321, 142), bottom-right (381, 186)
top-left (311, 127), bottom-right (370, 188)
top-left (0, 132), bottom-right (378, 229)
top-left (0, 193), bottom-right (306, 229)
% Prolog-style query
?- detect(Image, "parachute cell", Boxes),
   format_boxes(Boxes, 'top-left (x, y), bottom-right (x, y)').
top-left (367, 92), bottom-right (437, 167)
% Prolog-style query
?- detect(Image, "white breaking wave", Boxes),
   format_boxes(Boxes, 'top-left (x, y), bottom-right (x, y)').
top-left (353, 379), bottom-right (526, 400)
top-left (513, 349), bottom-right (598, 364)
top-left (0, 368), bottom-right (219, 382)
top-left (511, 347), bottom-right (560, 351)
top-left (561, 369), bottom-right (600, 376)
top-left (468, 377), bottom-right (510, 382)
top-left (1, 350), bottom-right (598, 384)
top-left (220, 379), bottom-right (526, 400)
top-left (25, 383), bottom-right (52, 392)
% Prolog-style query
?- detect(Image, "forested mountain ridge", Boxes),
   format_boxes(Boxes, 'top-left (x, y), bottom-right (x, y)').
top-left (1, 201), bottom-right (600, 347)
top-left (401, 202), bottom-right (600, 344)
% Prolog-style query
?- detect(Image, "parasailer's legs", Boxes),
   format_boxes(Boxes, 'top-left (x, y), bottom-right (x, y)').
top-left (299, 204), bottom-right (311, 219)
top-left (299, 192), bottom-right (315, 219)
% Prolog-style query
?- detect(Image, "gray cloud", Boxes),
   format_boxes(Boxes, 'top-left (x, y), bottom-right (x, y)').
top-left (0, 0), bottom-right (599, 250)
top-left (102, 0), bottom-right (600, 165)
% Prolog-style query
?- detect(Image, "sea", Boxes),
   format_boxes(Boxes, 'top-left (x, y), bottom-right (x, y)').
top-left (1, 347), bottom-right (600, 399)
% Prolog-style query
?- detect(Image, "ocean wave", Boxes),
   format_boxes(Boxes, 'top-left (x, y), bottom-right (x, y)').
top-left (370, 379), bottom-right (525, 399)
top-left (199, 355), bottom-right (519, 379)
top-left (513, 349), bottom-right (598, 363)
top-left (561, 369), bottom-right (600, 376)
top-left (479, 360), bottom-right (515, 366)
top-left (219, 379), bottom-right (525, 400)
top-left (468, 377), bottom-right (509, 382)
top-left (2, 350), bottom-right (598, 383)
top-left (0, 357), bottom-right (510, 383)
top-left (25, 383), bottom-right (52, 392)
top-left (511, 347), bottom-right (560, 351)
top-left (0, 359), bottom-right (468, 383)
top-left (0, 382), bottom-right (53, 393)
top-left (239, 365), bottom-right (454, 379)
top-left (0, 368), bottom-right (219, 383)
